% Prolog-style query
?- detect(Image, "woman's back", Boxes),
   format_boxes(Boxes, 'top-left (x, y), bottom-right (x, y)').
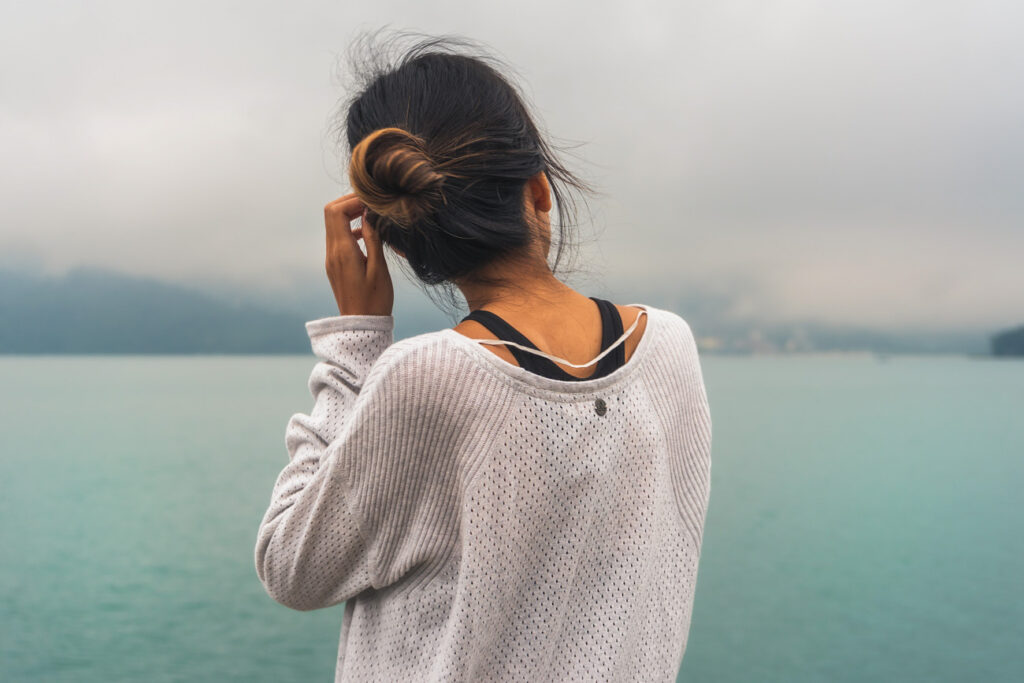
top-left (256, 303), bottom-right (712, 682)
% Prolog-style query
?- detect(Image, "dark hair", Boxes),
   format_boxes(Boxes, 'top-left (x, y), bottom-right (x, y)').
top-left (328, 28), bottom-right (601, 318)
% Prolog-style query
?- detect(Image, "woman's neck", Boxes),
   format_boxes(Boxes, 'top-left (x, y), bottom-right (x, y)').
top-left (455, 261), bottom-right (581, 314)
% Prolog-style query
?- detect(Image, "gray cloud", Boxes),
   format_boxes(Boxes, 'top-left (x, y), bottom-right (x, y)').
top-left (1, 0), bottom-right (1021, 332)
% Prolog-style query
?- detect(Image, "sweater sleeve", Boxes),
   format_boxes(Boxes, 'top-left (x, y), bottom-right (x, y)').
top-left (254, 313), bottom-right (395, 611)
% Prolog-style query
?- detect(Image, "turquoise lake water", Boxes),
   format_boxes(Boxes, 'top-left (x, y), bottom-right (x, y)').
top-left (1, 353), bottom-right (1021, 682)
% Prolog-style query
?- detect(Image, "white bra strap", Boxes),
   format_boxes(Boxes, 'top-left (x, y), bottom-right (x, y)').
top-left (469, 309), bottom-right (647, 369)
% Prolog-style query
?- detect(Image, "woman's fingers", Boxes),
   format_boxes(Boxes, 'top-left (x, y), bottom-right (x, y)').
top-left (324, 192), bottom-right (363, 216)
top-left (324, 194), bottom-right (366, 266)
top-left (360, 209), bottom-right (386, 274)
top-left (324, 195), bottom-right (365, 234)
top-left (321, 194), bottom-right (394, 317)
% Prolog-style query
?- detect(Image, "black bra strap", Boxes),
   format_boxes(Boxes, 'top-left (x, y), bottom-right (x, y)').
top-left (460, 309), bottom-right (543, 372)
top-left (459, 297), bottom-right (625, 381)
top-left (593, 297), bottom-right (626, 370)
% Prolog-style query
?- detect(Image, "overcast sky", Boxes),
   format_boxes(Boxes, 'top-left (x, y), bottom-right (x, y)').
top-left (1, 1), bottom-right (1021, 332)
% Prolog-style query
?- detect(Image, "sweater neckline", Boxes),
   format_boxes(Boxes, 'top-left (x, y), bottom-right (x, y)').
top-left (440, 303), bottom-right (658, 397)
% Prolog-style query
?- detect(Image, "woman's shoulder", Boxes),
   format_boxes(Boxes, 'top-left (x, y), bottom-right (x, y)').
top-left (618, 304), bottom-right (704, 382)
top-left (361, 328), bottom-right (492, 401)
top-left (635, 304), bottom-right (698, 353)
top-left (356, 329), bottom-right (513, 432)
top-left (364, 329), bottom-right (453, 383)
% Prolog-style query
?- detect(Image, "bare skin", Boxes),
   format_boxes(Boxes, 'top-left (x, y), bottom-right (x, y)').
top-left (324, 171), bottom-right (647, 378)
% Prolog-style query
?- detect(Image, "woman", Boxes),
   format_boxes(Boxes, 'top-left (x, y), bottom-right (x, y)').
top-left (255, 30), bottom-right (712, 682)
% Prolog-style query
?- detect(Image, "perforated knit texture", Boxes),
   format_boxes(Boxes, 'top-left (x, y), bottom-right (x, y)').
top-left (255, 304), bottom-right (712, 682)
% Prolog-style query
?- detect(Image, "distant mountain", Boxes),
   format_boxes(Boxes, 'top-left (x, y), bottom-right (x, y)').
top-left (685, 317), bottom-right (991, 355)
top-left (0, 266), bottom-right (310, 354)
top-left (610, 284), bottom-right (993, 355)
top-left (0, 265), bottom-right (998, 355)
top-left (991, 325), bottom-right (1024, 356)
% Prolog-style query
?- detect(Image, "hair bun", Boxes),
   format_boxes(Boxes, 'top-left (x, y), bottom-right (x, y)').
top-left (348, 127), bottom-right (446, 228)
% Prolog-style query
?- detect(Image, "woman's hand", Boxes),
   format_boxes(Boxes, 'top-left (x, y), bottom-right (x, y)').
top-left (323, 193), bottom-right (394, 317)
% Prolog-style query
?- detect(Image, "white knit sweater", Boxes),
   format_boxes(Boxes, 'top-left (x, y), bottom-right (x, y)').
top-left (254, 303), bottom-right (713, 682)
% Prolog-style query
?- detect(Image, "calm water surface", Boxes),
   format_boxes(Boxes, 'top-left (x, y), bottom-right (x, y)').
top-left (1, 353), bottom-right (1021, 682)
